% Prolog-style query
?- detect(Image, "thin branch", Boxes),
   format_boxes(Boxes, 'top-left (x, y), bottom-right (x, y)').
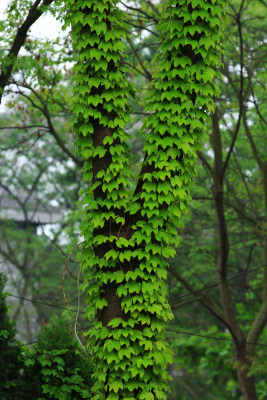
top-left (247, 76), bottom-right (267, 126)
top-left (143, 0), bottom-right (161, 16)
top-left (0, 0), bottom-right (54, 103)
top-left (176, 379), bottom-right (199, 400)
top-left (124, 61), bottom-right (151, 81)
top-left (124, 19), bottom-right (159, 37)
top-left (221, 6), bottom-right (245, 179)
top-left (196, 150), bottom-right (213, 174)
top-left (120, 1), bottom-right (159, 23)
top-left (127, 38), bottom-right (152, 81)
top-left (168, 265), bottom-right (229, 332)
top-left (0, 124), bottom-right (49, 130)
top-left (11, 82), bottom-right (82, 167)
top-left (0, 130), bottom-right (45, 151)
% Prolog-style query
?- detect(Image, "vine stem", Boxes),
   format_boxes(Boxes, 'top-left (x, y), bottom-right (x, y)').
top-left (63, 241), bottom-right (85, 324)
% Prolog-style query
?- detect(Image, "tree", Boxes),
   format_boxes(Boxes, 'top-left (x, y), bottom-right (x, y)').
top-left (0, 0), bottom-right (55, 104)
top-left (167, 2), bottom-right (267, 398)
top-left (0, 2), bottom-right (83, 337)
top-left (1, 0), bottom-right (266, 399)
top-left (64, 0), bottom-right (225, 399)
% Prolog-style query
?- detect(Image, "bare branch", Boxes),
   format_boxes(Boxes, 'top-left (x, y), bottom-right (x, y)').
top-left (120, 1), bottom-right (159, 24)
top-left (127, 38), bottom-right (152, 81)
top-left (168, 265), bottom-right (229, 332)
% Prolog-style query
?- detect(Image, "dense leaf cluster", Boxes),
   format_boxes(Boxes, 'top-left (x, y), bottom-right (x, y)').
top-left (65, 0), bottom-right (226, 399)
top-left (0, 273), bottom-right (24, 399)
top-left (0, 273), bottom-right (93, 400)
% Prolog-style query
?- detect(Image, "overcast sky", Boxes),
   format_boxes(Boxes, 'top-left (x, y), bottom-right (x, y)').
top-left (0, 0), bottom-right (63, 39)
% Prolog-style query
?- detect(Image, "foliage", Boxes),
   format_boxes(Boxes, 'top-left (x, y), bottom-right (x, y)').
top-left (0, 273), bottom-right (24, 399)
top-left (65, 0), bottom-right (226, 399)
top-left (22, 316), bottom-right (94, 400)
top-left (0, 274), bottom-right (94, 400)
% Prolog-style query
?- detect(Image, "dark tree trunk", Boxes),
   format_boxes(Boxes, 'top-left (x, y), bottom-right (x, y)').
top-left (211, 110), bottom-right (258, 400)
top-left (234, 343), bottom-right (257, 400)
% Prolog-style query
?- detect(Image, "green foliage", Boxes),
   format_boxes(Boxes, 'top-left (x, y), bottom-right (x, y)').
top-left (0, 280), bottom-right (93, 400)
top-left (65, 0), bottom-right (226, 398)
top-left (169, 325), bottom-right (241, 399)
top-left (0, 273), bottom-right (24, 399)
top-left (22, 317), bottom-right (94, 400)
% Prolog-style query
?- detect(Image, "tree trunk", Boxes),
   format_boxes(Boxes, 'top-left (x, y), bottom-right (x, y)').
top-left (234, 343), bottom-right (257, 400)
top-left (211, 110), bottom-right (258, 399)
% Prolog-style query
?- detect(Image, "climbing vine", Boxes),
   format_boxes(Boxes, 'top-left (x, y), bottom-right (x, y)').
top-left (64, 0), bottom-right (225, 399)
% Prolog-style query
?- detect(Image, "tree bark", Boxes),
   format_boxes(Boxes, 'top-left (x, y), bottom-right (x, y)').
top-left (243, 113), bottom-right (267, 355)
top-left (211, 110), bottom-right (258, 399)
top-left (234, 343), bottom-right (257, 400)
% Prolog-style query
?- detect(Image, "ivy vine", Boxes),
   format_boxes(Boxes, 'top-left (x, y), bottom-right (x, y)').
top-left (64, 0), bottom-right (226, 399)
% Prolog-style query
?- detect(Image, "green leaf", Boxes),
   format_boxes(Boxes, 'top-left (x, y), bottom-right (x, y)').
top-left (53, 357), bottom-right (65, 366)
top-left (106, 394), bottom-right (119, 400)
top-left (94, 21), bottom-right (107, 35)
top-left (110, 270), bottom-right (125, 284)
top-left (127, 281), bottom-right (142, 294)
top-left (140, 392), bottom-right (154, 400)
top-left (139, 314), bottom-right (151, 325)
top-left (108, 318), bottom-right (122, 328)
top-left (105, 249), bottom-right (118, 260)
top-left (109, 380), bottom-right (123, 393)
top-left (81, 148), bottom-right (91, 159)
top-left (117, 285), bottom-right (127, 297)
top-left (94, 146), bottom-right (107, 158)
top-left (151, 319), bottom-right (164, 332)
top-left (162, 246), bottom-right (176, 258)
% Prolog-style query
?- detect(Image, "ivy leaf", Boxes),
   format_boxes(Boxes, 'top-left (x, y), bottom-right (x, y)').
top-left (139, 314), bottom-right (151, 325)
top-left (94, 146), bottom-right (107, 158)
top-left (105, 249), bottom-right (118, 260)
top-left (140, 392), bottom-right (154, 400)
top-left (94, 21), bottom-right (107, 35)
top-left (127, 281), bottom-right (141, 294)
top-left (105, 340), bottom-right (117, 352)
top-left (126, 202), bottom-right (141, 215)
top-left (151, 319), bottom-right (164, 332)
top-left (142, 281), bottom-right (154, 295)
top-left (153, 351), bottom-right (164, 365)
top-left (174, 55), bottom-right (191, 68)
top-left (110, 270), bottom-right (124, 284)
top-left (93, 2), bottom-right (108, 14)
top-left (126, 381), bottom-right (139, 391)
top-left (90, 48), bottom-right (103, 61)
top-left (106, 393), bottom-right (119, 400)
top-left (129, 366), bottom-right (139, 378)
top-left (108, 318), bottom-right (122, 328)
top-left (117, 285), bottom-right (127, 297)
top-left (95, 59), bottom-right (108, 71)
top-left (162, 246), bottom-right (176, 259)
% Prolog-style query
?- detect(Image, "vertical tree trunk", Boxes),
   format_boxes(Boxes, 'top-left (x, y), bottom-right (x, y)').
top-left (234, 343), bottom-right (257, 400)
top-left (211, 111), bottom-right (258, 400)
top-left (66, 0), bottom-right (227, 398)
